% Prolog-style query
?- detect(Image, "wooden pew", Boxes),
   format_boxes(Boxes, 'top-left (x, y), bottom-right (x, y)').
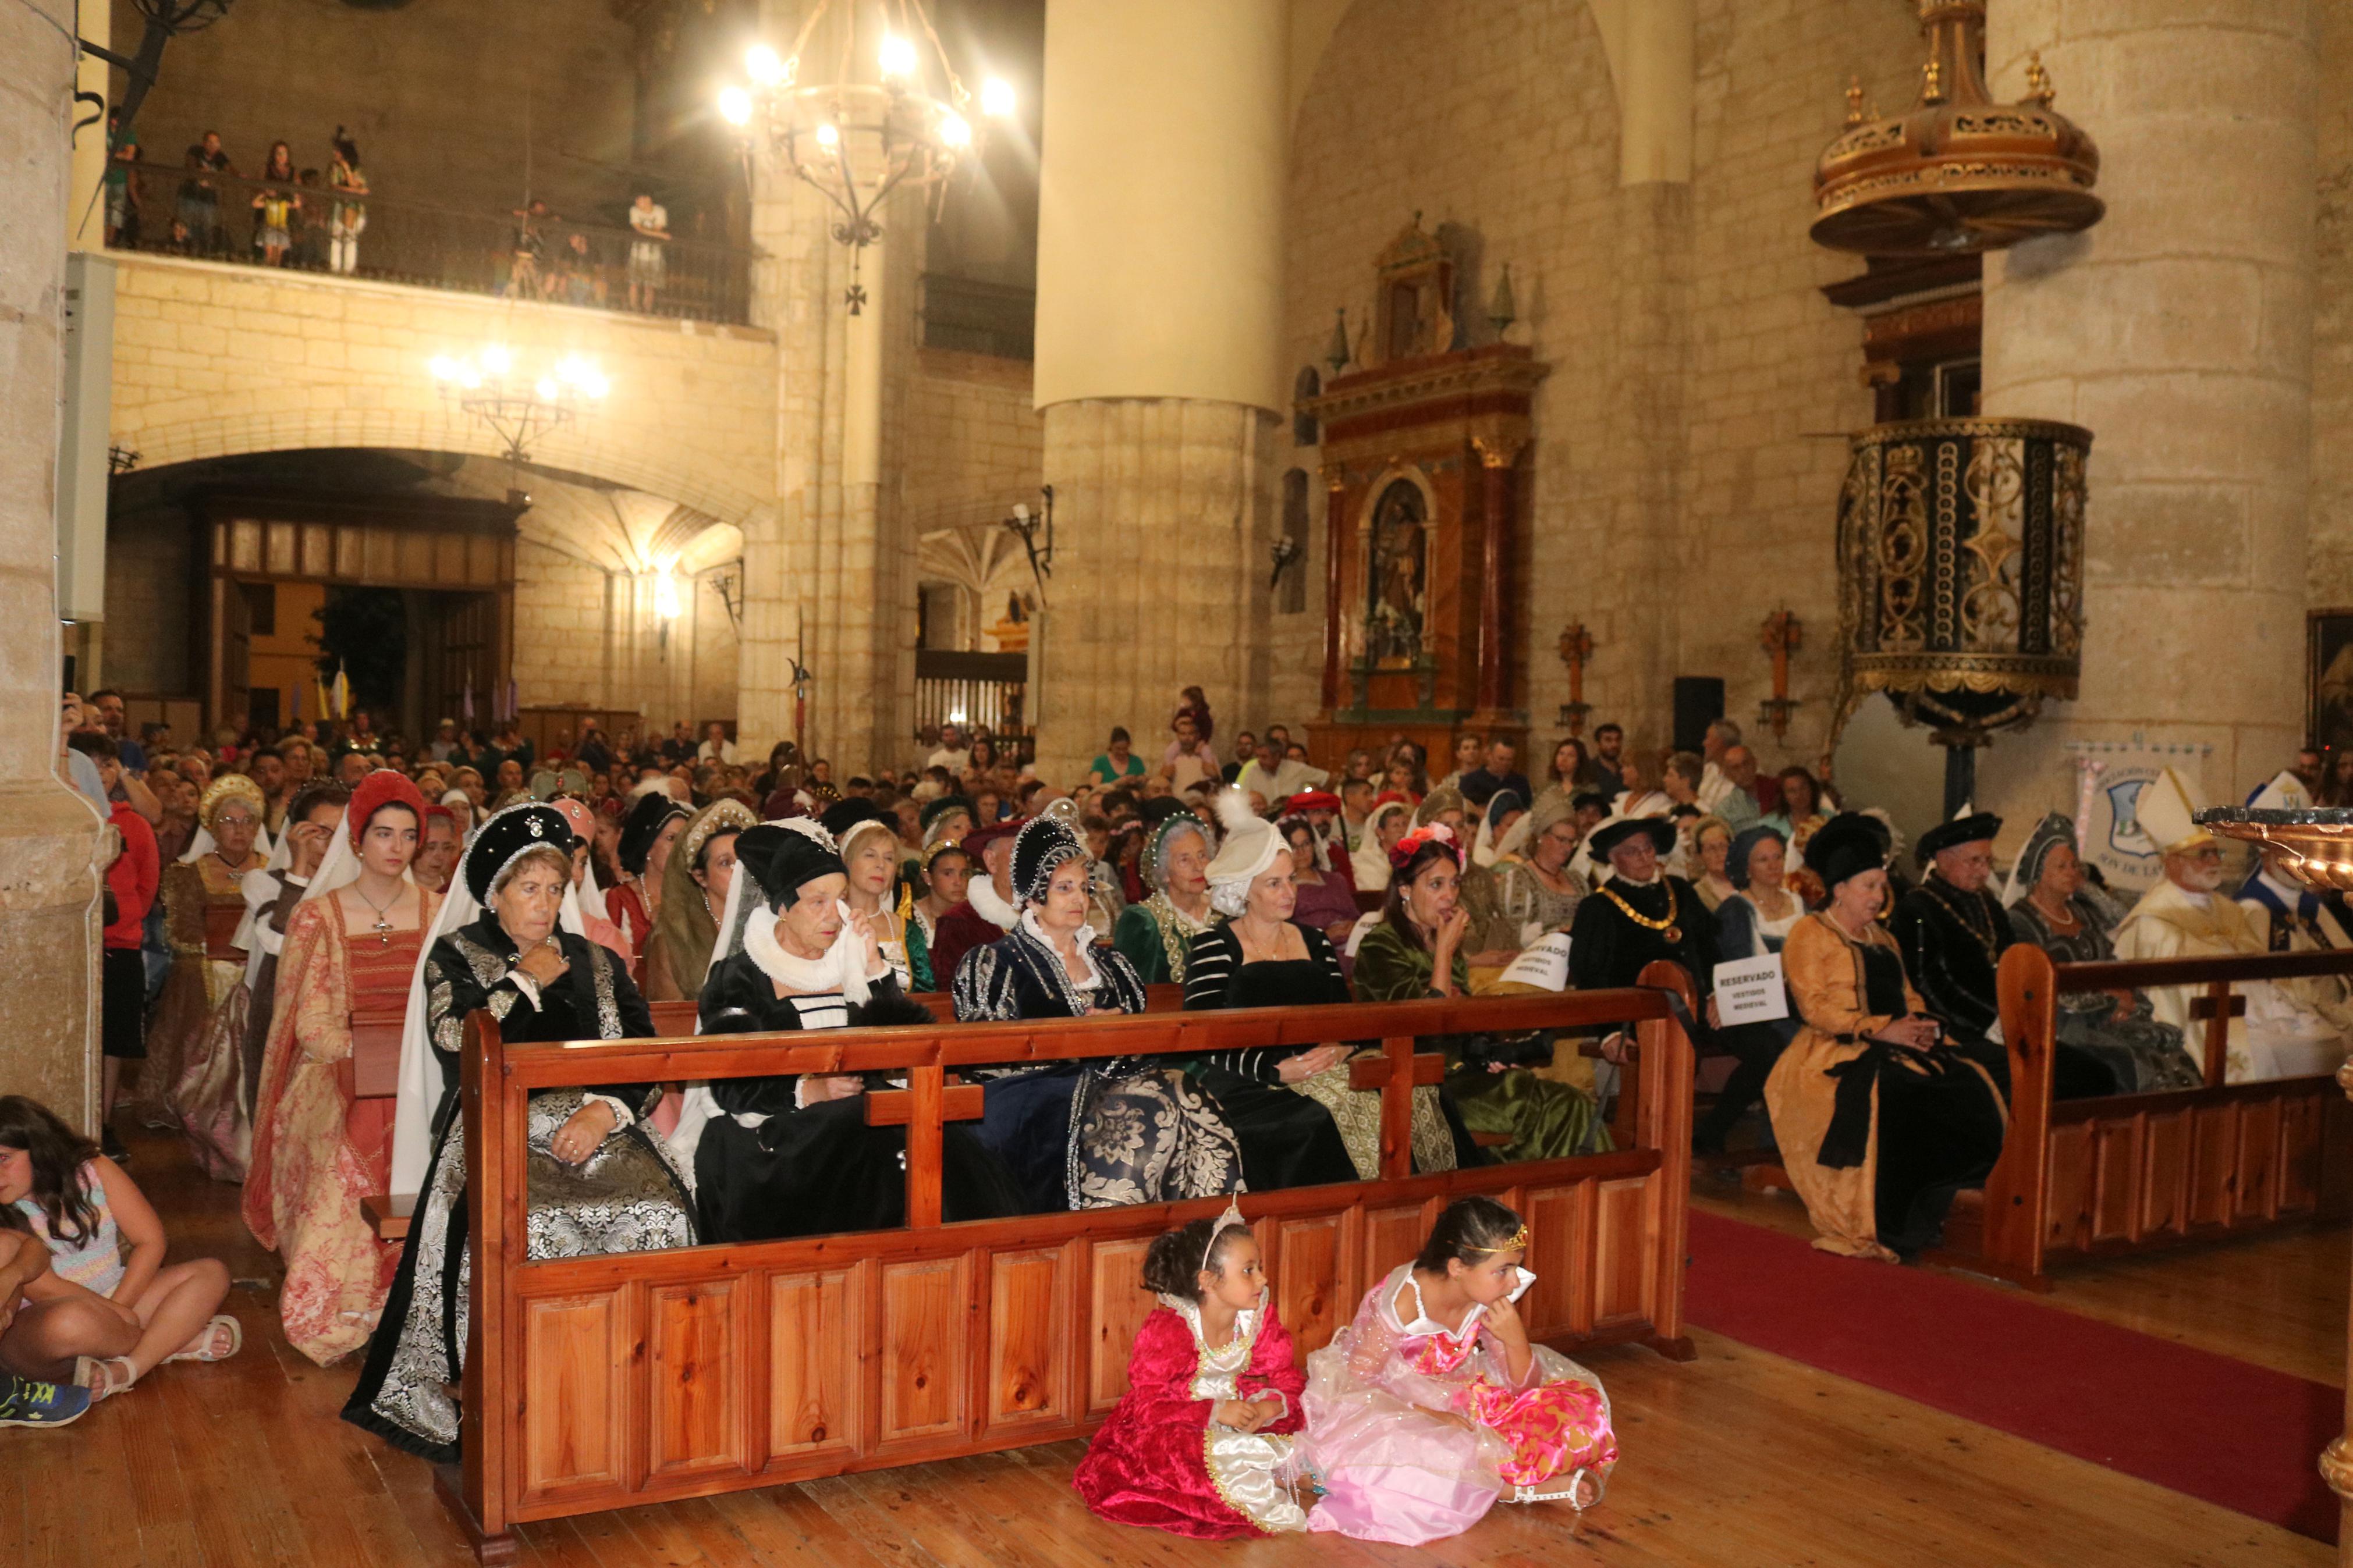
top-left (1947, 945), bottom-right (2353, 1290)
top-left (350, 984), bottom-right (1188, 1238)
top-left (431, 963), bottom-right (1698, 1560)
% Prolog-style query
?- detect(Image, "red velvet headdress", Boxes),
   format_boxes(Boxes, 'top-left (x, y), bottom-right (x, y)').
top-left (346, 770), bottom-right (429, 847)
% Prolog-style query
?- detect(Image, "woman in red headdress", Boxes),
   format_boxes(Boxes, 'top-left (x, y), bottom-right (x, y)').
top-left (243, 770), bottom-right (437, 1365)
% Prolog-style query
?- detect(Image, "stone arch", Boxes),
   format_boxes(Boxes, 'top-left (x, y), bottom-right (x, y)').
top-left (115, 409), bottom-right (768, 534)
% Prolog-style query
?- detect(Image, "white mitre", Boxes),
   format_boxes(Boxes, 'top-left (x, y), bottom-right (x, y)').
top-left (2135, 766), bottom-right (2214, 856)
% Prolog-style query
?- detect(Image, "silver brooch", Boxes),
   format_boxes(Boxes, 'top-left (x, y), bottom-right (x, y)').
top-left (528, 815), bottom-right (544, 837)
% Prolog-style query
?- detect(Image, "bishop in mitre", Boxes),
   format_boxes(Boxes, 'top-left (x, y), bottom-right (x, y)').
top-left (2111, 767), bottom-right (2347, 1082)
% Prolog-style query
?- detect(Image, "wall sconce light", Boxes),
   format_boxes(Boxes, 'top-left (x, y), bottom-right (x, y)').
top-left (1003, 485), bottom-right (1055, 600)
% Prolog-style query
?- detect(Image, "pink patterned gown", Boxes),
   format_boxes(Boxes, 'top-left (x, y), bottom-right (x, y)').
top-left (1301, 1264), bottom-right (1617, 1545)
top-left (244, 896), bottom-right (435, 1365)
top-left (1073, 1291), bottom-right (1310, 1538)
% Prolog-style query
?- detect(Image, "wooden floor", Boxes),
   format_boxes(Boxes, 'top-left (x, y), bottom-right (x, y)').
top-left (5, 1125), bottom-right (2336, 1567)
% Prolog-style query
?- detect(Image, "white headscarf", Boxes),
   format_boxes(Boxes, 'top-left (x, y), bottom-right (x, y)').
top-left (703, 817), bottom-right (871, 1004)
top-left (388, 805), bottom-right (592, 1199)
top-left (1350, 800), bottom-right (1412, 893)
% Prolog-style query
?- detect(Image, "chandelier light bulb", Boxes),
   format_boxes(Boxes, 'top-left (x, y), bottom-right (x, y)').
top-left (879, 32), bottom-right (917, 80)
top-left (718, 85), bottom-right (753, 126)
top-left (456, 363), bottom-right (482, 389)
top-left (745, 43), bottom-right (785, 86)
top-left (815, 120), bottom-right (840, 149)
top-left (583, 372), bottom-right (610, 400)
top-left (981, 76), bottom-right (1015, 119)
top-left (535, 377), bottom-right (559, 401)
top-left (654, 569), bottom-right (683, 621)
top-left (938, 111), bottom-right (970, 148)
top-left (480, 343), bottom-right (512, 376)
top-left (429, 355), bottom-right (458, 382)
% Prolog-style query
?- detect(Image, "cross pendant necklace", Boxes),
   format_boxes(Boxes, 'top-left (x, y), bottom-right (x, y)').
top-left (353, 883), bottom-right (400, 945)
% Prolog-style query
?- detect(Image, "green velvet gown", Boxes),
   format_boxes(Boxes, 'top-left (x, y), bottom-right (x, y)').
top-left (1351, 922), bottom-right (1607, 1161)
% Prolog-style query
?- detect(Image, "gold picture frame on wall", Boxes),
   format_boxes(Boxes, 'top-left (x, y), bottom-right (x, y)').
top-left (2308, 608), bottom-right (2353, 752)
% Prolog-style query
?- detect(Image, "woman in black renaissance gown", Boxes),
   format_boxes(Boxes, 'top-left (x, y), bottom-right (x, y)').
top-left (1176, 792), bottom-right (1365, 1189)
top-left (954, 813), bottom-right (1245, 1210)
top-left (344, 802), bottom-right (695, 1463)
top-left (691, 819), bottom-right (1024, 1242)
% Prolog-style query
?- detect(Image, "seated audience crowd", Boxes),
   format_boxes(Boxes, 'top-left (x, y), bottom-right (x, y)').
top-left (37, 683), bottom-right (2345, 1439)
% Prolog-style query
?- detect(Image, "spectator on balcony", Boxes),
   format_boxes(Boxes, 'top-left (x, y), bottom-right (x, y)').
top-left (627, 193), bottom-right (669, 313)
top-left (508, 199), bottom-right (553, 297)
top-left (251, 141), bottom-right (299, 267)
top-left (292, 169), bottom-right (328, 269)
top-left (559, 229), bottom-right (603, 307)
top-left (327, 128), bottom-right (367, 275)
top-left (178, 131), bottom-right (232, 257)
top-left (104, 115), bottom-right (142, 248)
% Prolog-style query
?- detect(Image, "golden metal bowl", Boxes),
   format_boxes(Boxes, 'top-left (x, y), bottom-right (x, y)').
top-left (2195, 807), bottom-right (2353, 893)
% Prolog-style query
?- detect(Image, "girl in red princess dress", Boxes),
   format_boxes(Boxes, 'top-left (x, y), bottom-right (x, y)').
top-left (1073, 1204), bottom-right (1314, 1538)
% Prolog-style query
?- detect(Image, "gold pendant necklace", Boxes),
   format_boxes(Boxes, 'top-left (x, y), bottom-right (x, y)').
top-left (1600, 880), bottom-right (1682, 944)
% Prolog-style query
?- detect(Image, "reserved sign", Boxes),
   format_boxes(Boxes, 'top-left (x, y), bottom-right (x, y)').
top-left (1713, 954), bottom-right (1789, 1024)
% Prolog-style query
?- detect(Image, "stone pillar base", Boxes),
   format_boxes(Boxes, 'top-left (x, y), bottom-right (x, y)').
top-left (1035, 399), bottom-right (1278, 784)
top-left (0, 781), bottom-right (108, 1132)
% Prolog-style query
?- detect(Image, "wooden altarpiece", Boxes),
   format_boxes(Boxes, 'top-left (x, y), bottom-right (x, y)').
top-left (1301, 218), bottom-right (1548, 767)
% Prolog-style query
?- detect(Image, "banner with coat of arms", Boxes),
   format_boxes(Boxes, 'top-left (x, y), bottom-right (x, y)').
top-left (2064, 738), bottom-right (2214, 894)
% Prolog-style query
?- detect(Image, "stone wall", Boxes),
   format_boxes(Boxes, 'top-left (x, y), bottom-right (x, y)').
top-left (4, 0), bottom-right (108, 1129)
top-left (2308, 3), bottom-right (2353, 613)
top-left (1282, 0), bottom-right (1919, 776)
top-left (107, 0), bottom-right (640, 227)
top-left (107, 253), bottom-right (780, 528)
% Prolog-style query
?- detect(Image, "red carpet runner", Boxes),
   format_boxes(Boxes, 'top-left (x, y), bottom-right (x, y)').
top-left (1684, 1210), bottom-right (2343, 1544)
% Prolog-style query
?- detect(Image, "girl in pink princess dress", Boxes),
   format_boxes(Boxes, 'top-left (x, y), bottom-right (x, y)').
top-left (1072, 1204), bottom-right (1314, 1538)
top-left (1303, 1195), bottom-right (1617, 1545)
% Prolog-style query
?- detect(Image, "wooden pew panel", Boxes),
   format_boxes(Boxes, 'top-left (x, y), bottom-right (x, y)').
top-left (764, 1268), bottom-right (859, 1461)
top-left (501, 1162), bottom-right (1666, 1527)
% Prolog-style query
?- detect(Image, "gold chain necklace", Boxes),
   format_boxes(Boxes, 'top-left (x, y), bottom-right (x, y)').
top-left (1599, 880), bottom-right (1682, 944)
top-left (1926, 877), bottom-right (2001, 963)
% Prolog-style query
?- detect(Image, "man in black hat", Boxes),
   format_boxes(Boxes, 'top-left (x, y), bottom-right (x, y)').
top-left (1892, 810), bottom-right (2116, 1098)
top-left (1569, 816), bottom-right (1719, 997)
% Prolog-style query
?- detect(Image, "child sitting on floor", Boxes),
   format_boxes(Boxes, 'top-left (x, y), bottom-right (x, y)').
top-left (1072, 1201), bottom-right (1313, 1538)
top-left (0, 1096), bottom-right (240, 1400)
top-left (1303, 1194), bottom-right (1618, 1545)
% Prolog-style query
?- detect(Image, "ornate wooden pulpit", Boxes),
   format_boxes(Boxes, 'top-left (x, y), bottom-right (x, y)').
top-left (1301, 218), bottom-right (1548, 767)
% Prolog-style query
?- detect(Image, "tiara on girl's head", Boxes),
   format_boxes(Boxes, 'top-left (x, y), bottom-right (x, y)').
top-left (1469, 1223), bottom-right (1531, 1255)
top-left (1388, 820), bottom-right (1462, 873)
top-left (1201, 1197), bottom-right (1248, 1272)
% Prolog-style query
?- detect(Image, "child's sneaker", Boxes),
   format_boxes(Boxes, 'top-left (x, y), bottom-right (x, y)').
top-left (0, 1374), bottom-right (94, 1428)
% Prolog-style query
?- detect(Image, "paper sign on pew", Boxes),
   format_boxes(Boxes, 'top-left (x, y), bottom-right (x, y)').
top-left (1497, 933), bottom-right (1573, 991)
top-left (1713, 953), bottom-right (1789, 1025)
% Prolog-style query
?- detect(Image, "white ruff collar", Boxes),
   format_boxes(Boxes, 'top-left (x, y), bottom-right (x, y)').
top-left (743, 902), bottom-right (872, 1007)
top-left (968, 875), bottom-right (1019, 931)
top-left (1020, 907), bottom-right (1100, 989)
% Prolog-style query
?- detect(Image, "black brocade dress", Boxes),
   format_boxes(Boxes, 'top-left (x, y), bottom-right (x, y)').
top-left (1891, 879), bottom-right (2118, 1100)
top-left (1179, 924), bottom-right (1361, 1191)
top-left (691, 952), bottom-right (1024, 1242)
top-left (343, 919), bottom-right (695, 1463)
top-left (1847, 940), bottom-right (2010, 1255)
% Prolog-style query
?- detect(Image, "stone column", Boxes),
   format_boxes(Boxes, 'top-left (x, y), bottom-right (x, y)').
top-left (1032, 0), bottom-right (1286, 781)
top-left (1976, 1), bottom-right (2319, 815)
top-left (735, 0), bottom-right (919, 773)
top-left (2, 1), bottom-right (111, 1128)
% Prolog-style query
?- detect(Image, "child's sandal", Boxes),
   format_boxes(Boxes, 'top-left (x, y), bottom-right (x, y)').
top-left (164, 1314), bottom-right (242, 1364)
top-left (72, 1356), bottom-right (137, 1400)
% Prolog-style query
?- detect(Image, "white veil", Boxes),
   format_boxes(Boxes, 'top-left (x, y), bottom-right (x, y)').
top-left (388, 803), bottom-right (593, 1199)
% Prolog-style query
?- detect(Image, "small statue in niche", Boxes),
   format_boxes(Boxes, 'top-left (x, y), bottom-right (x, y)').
top-left (1366, 480), bottom-right (1426, 663)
